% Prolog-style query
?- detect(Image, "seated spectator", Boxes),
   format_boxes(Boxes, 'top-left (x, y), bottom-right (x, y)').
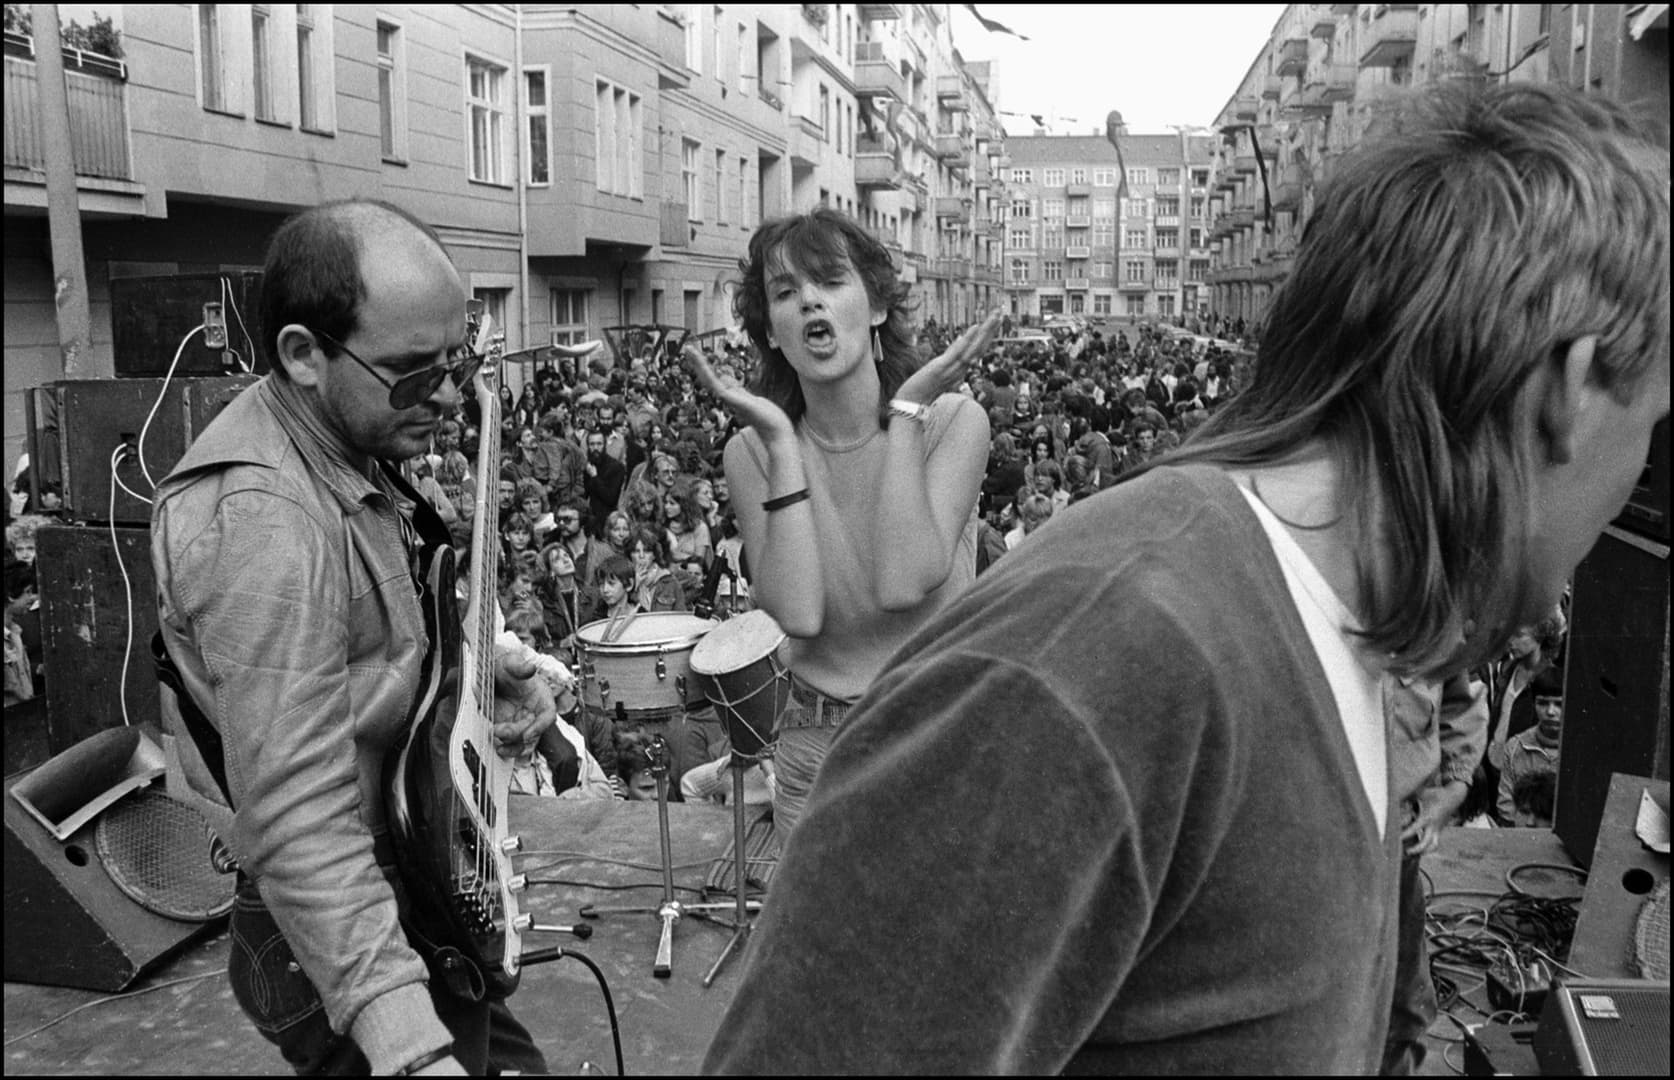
top-left (680, 749), bottom-right (778, 807)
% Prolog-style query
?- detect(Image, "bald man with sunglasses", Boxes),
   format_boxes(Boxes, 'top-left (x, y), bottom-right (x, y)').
top-left (152, 199), bottom-right (555, 1077)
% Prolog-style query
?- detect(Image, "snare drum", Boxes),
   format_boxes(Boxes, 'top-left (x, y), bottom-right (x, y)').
top-left (575, 612), bottom-right (717, 719)
top-left (688, 610), bottom-right (791, 758)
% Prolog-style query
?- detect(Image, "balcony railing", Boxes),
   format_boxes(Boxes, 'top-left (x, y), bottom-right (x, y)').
top-left (1233, 95), bottom-right (1259, 121)
top-left (4, 52), bottom-right (132, 181)
top-left (1065, 278), bottom-right (1091, 291)
top-left (1271, 162), bottom-right (1303, 210)
top-left (854, 41), bottom-right (905, 100)
top-left (1066, 182), bottom-right (1092, 197)
top-left (1361, 5), bottom-right (1419, 67)
top-left (934, 196), bottom-right (971, 222)
top-left (1261, 73), bottom-right (1284, 100)
top-left (1312, 11), bottom-right (1339, 38)
top-left (856, 149), bottom-right (902, 190)
top-left (1065, 245), bottom-right (1092, 260)
top-left (857, 3), bottom-right (903, 20)
top-left (1316, 63), bottom-right (1356, 103)
top-left (935, 75), bottom-right (968, 110)
top-left (1276, 37), bottom-right (1309, 77)
top-left (934, 133), bottom-right (965, 160)
top-left (660, 201), bottom-right (689, 247)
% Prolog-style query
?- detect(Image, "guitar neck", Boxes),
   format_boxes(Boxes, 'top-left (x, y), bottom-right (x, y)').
top-left (466, 321), bottom-right (502, 699)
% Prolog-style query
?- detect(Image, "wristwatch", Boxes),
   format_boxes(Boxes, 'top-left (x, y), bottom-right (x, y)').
top-left (887, 398), bottom-right (930, 423)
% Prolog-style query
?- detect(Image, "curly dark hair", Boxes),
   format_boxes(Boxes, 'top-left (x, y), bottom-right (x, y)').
top-left (732, 207), bottom-right (921, 426)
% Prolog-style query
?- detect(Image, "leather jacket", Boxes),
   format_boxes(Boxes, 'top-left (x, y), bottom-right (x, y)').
top-left (151, 374), bottom-right (450, 1061)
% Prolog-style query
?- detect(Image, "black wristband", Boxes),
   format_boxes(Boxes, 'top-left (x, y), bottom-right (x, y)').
top-left (394, 1045), bottom-right (454, 1076)
top-left (761, 488), bottom-right (811, 512)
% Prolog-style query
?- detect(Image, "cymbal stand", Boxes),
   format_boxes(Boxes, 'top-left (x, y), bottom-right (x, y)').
top-left (699, 747), bottom-right (762, 987)
top-left (578, 734), bottom-right (761, 979)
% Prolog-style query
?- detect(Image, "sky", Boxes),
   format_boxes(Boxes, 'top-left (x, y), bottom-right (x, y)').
top-left (950, 4), bottom-right (1289, 136)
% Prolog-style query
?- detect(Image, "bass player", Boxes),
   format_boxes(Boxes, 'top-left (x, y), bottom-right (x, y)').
top-left (152, 200), bottom-right (554, 1076)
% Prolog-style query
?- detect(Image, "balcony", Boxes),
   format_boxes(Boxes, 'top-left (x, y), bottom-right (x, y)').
top-left (935, 196), bottom-right (971, 222)
top-left (1154, 278), bottom-right (1180, 291)
top-left (1154, 214), bottom-right (1180, 228)
top-left (869, 224), bottom-right (902, 255)
top-left (856, 146), bottom-right (902, 190)
top-left (1065, 214), bottom-right (1091, 229)
top-left (1233, 95), bottom-right (1259, 121)
top-left (1271, 162), bottom-right (1303, 210)
top-left (896, 184), bottom-right (918, 213)
top-left (1066, 245), bottom-right (1092, 260)
top-left (854, 41), bottom-right (905, 101)
top-left (4, 50), bottom-right (133, 182)
top-left (1332, 3), bottom-right (1358, 12)
top-left (1119, 279), bottom-right (1151, 292)
top-left (1316, 63), bottom-right (1356, 103)
top-left (1276, 37), bottom-right (1309, 77)
top-left (660, 201), bottom-right (689, 247)
top-left (1065, 278), bottom-right (1091, 291)
top-left (1261, 73), bottom-right (1284, 100)
top-left (936, 75), bottom-right (968, 110)
top-left (1361, 5), bottom-right (1419, 67)
top-left (1312, 10), bottom-right (1339, 38)
top-left (1066, 182), bottom-right (1092, 198)
top-left (1153, 245), bottom-right (1181, 259)
top-left (1235, 153), bottom-right (1258, 175)
top-left (934, 132), bottom-right (966, 160)
top-left (1230, 207), bottom-right (1255, 229)
top-left (857, 3), bottom-right (902, 19)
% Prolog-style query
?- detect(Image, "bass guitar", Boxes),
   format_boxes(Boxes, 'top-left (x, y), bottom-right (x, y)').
top-left (384, 304), bottom-right (527, 998)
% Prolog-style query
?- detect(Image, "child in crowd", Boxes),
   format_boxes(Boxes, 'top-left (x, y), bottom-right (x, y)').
top-left (1496, 667), bottom-right (1564, 826)
top-left (500, 609), bottom-right (613, 800)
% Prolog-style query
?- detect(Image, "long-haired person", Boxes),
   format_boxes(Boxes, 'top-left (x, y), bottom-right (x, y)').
top-left (703, 82), bottom-right (1669, 1074)
top-left (688, 206), bottom-right (999, 836)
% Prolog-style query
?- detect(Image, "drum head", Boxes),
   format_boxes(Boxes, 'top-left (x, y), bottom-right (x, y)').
top-left (691, 610), bottom-right (786, 675)
top-left (576, 611), bottom-right (717, 650)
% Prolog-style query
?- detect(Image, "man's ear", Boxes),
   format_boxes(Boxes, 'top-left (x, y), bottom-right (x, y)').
top-left (1536, 335), bottom-right (1599, 467)
top-left (276, 324), bottom-right (323, 388)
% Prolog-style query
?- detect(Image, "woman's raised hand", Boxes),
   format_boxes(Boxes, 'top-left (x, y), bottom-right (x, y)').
top-left (895, 308), bottom-right (1005, 406)
top-left (685, 345), bottom-right (795, 444)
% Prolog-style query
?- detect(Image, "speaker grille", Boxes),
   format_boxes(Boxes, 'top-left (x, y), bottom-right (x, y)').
top-left (95, 789), bottom-right (235, 922)
top-left (1635, 879), bottom-right (1670, 980)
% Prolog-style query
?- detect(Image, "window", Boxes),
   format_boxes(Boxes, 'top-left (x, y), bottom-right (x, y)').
top-left (685, 5), bottom-right (702, 72)
top-left (1156, 195), bottom-right (1180, 217)
top-left (1125, 260), bottom-right (1147, 283)
top-left (466, 56), bottom-right (508, 183)
top-left (1125, 228), bottom-right (1147, 248)
top-left (1043, 261), bottom-right (1063, 281)
top-left (1093, 294), bottom-right (1112, 315)
top-left (520, 68), bottom-right (549, 184)
top-left (1093, 167), bottom-right (1115, 186)
top-left (1094, 198), bottom-right (1115, 220)
top-left (715, 149), bottom-right (726, 222)
top-left (474, 288), bottom-right (509, 345)
top-left (1093, 222), bottom-right (1115, 245)
top-left (1042, 168), bottom-right (1064, 186)
top-left (1189, 260), bottom-right (1209, 282)
top-left (1042, 227), bottom-right (1063, 248)
top-left (1010, 200), bottom-right (1032, 219)
top-left (199, 4), bottom-right (229, 112)
top-left (297, 5), bottom-right (326, 130)
top-left (1189, 227), bottom-right (1203, 249)
top-left (378, 22), bottom-right (409, 158)
top-left (1156, 228), bottom-right (1179, 249)
top-left (1126, 294), bottom-right (1146, 316)
top-left (1155, 259), bottom-right (1178, 283)
top-left (253, 6), bottom-right (278, 121)
top-left (713, 6), bottom-right (723, 82)
top-left (683, 138), bottom-right (701, 220)
top-left (1126, 167), bottom-right (1149, 187)
top-left (1158, 167), bottom-right (1180, 186)
top-left (1070, 167), bottom-right (1087, 184)
top-left (1157, 294), bottom-right (1175, 316)
top-left (1042, 198), bottom-right (1063, 220)
top-left (550, 289), bottom-right (591, 346)
top-left (593, 80), bottom-right (644, 198)
top-left (1094, 261), bottom-right (1113, 279)
top-left (737, 22), bottom-right (750, 92)
top-left (1191, 195), bottom-right (1205, 218)
top-left (738, 155), bottom-right (749, 227)
top-left (1010, 167), bottom-right (1033, 183)
top-left (1191, 168), bottom-right (1209, 187)
top-left (1009, 258), bottom-right (1031, 284)
top-left (819, 84), bottom-right (830, 137)
top-left (1009, 228), bottom-right (1033, 249)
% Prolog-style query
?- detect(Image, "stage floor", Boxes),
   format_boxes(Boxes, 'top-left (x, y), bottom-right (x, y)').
top-left (2, 801), bottom-right (1612, 1076)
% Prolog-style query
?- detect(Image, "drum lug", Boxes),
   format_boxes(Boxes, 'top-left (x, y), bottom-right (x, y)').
top-left (676, 674), bottom-right (687, 701)
top-left (656, 655), bottom-right (667, 681)
top-left (599, 678), bottom-right (610, 701)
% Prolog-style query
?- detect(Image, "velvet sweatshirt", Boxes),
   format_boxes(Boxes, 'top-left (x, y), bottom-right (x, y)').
top-left (703, 464), bottom-right (1400, 1075)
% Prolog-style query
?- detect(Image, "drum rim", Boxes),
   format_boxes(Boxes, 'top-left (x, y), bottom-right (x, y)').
top-left (689, 611), bottom-right (787, 674)
top-left (575, 612), bottom-right (718, 652)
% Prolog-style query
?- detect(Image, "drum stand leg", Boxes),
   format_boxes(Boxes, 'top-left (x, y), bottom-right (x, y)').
top-left (579, 735), bottom-right (760, 980)
top-left (700, 751), bottom-right (759, 987)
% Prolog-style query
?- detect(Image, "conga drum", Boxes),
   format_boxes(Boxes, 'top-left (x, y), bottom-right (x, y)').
top-left (688, 610), bottom-right (791, 758)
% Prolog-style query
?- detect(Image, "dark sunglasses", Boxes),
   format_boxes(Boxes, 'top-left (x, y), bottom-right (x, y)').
top-left (311, 328), bottom-right (484, 410)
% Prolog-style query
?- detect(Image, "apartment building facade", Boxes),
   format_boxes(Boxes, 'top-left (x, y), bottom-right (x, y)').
top-left (1205, 2), bottom-right (1669, 329)
top-left (2, 2), bottom-right (1004, 476)
top-left (999, 132), bottom-right (1214, 324)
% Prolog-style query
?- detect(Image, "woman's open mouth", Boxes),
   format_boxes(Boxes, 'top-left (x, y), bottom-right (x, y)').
top-left (802, 319), bottom-right (837, 355)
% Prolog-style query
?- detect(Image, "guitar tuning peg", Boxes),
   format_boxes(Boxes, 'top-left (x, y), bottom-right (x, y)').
top-left (500, 835), bottom-right (523, 855)
top-left (507, 873), bottom-right (529, 893)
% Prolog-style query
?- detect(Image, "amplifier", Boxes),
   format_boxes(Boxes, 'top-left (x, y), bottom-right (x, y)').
top-left (110, 271), bottom-right (266, 378)
top-left (1534, 979), bottom-right (1669, 1075)
top-left (26, 375), bottom-right (259, 525)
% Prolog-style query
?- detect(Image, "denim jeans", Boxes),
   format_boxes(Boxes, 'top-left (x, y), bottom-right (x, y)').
top-left (228, 877), bottom-right (547, 1076)
top-left (1380, 849), bottom-right (1436, 1075)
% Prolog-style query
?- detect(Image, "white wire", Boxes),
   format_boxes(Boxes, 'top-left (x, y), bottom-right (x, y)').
top-left (138, 323), bottom-right (205, 490)
top-left (221, 276), bottom-right (256, 373)
top-left (108, 444), bottom-right (137, 729)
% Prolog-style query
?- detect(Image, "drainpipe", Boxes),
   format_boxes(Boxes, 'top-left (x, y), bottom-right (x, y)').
top-left (32, 3), bottom-right (93, 377)
top-left (514, 6), bottom-right (531, 350)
